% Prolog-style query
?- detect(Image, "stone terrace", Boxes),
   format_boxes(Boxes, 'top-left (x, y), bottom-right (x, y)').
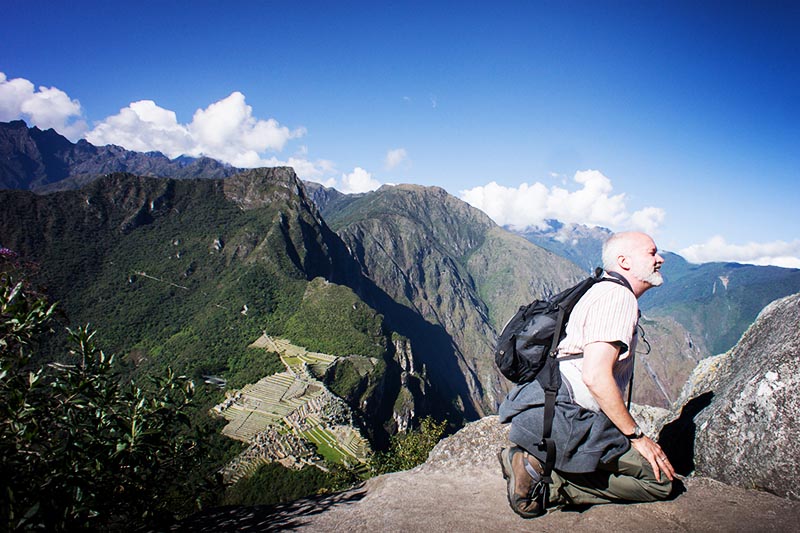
top-left (212, 335), bottom-right (371, 478)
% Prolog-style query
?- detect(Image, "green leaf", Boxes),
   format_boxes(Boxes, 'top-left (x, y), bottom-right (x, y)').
top-left (23, 501), bottom-right (40, 519)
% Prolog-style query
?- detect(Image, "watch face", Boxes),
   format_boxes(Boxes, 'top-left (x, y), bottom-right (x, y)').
top-left (628, 426), bottom-right (643, 439)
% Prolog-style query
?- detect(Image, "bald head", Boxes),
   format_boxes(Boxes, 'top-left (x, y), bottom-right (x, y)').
top-left (602, 232), bottom-right (648, 271)
top-left (602, 232), bottom-right (665, 297)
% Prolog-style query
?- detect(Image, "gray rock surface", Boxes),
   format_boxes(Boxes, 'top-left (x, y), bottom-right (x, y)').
top-left (176, 416), bottom-right (800, 532)
top-left (672, 292), bottom-right (800, 500)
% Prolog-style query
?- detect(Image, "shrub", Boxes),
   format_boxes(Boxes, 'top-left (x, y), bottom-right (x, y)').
top-left (0, 273), bottom-right (217, 531)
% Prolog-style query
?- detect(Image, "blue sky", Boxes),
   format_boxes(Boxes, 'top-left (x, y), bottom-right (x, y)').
top-left (2, 1), bottom-right (798, 266)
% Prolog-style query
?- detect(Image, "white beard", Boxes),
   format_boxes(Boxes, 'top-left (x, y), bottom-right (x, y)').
top-left (632, 263), bottom-right (663, 287)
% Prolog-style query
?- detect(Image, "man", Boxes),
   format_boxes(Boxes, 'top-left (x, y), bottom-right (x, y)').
top-left (498, 231), bottom-right (675, 518)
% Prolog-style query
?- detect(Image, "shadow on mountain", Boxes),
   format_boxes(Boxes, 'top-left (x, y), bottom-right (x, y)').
top-left (354, 264), bottom-right (479, 424)
top-left (658, 391), bottom-right (714, 476)
top-left (319, 221), bottom-right (480, 424)
top-left (169, 485), bottom-right (368, 532)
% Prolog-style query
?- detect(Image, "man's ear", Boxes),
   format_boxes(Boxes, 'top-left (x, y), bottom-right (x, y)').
top-left (617, 254), bottom-right (631, 271)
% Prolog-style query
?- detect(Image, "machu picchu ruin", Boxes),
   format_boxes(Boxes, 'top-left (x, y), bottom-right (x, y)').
top-left (213, 335), bottom-right (371, 482)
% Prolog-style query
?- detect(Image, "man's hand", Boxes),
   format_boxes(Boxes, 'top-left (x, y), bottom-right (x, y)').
top-left (582, 341), bottom-right (675, 482)
top-left (631, 435), bottom-right (675, 482)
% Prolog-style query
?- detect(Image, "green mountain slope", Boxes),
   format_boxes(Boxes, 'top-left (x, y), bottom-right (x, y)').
top-left (323, 184), bottom-right (587, 415)
top-left (0, 168), bottom-right (428, 446)
top-left (639, 253), bottom-right (800, 355)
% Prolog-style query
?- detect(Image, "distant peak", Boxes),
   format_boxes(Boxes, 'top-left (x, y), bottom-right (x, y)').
top-left (223, 167), bottom-right (305, 210)
top-left (388, 183), bottom-right (448, 195)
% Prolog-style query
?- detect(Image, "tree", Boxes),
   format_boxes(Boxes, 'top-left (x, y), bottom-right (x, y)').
top-left (0, 262), bottom-right (217, 531)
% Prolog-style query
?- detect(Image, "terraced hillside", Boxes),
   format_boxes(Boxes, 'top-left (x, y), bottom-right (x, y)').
top-left (214, 336), bottom-right (371, 481)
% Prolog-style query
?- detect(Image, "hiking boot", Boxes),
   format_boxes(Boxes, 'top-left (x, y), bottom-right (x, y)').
top-left (498, 446), bottom-right (547, 519)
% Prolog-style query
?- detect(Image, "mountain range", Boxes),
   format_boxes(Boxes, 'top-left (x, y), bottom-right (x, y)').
top-left (0, 119), bottom-right (240, 191)
top-left (520, 222), bottom-right (800, 359)
top-left (3, 119), bottom-right (800, 443)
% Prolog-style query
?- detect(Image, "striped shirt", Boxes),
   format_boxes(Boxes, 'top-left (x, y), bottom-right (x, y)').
top-left (557, 278), bottom-right (638, 412)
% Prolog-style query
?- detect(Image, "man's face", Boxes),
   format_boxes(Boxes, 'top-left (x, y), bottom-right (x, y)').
top-left (628, 235), bottom-right (665, 287)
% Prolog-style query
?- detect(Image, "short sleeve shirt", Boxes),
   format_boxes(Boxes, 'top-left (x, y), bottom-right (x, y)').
top-left (557, 279), bottom-right (639, 412)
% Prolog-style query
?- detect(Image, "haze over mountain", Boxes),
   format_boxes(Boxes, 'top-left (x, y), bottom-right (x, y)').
top-left (510, 220), bottom-right (612, 273)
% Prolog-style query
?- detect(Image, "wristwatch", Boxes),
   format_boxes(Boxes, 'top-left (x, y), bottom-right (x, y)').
top-left (624, 425), bottom-right (644, 440)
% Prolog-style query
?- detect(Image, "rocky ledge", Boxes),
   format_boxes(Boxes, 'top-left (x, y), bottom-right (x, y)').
top-left (176, 290), bottom-right (800, 532)
top-left (175, 415), bottom-right (800, 532)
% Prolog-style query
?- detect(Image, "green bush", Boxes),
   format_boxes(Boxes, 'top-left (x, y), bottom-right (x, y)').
top-left (0, 273), bottom-right (218, 531)
top-left (282, 278), bottom-right (387, 358)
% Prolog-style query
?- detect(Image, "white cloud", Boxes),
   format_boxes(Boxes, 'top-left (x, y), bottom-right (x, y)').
top-left (385, 148), bottom-right (408, 169)
top-left (316, 177), bottom-right (338, 188)
top-left (0, 72), bottom-right (87, 139)
top-left (304, 164), bottom-right (384, 192)
top-left (679, 236), bottom-right (800, 268)
top-left (459, 169), bottom-right (665, 234)
top-left (2, 74), bottom-right (334, 182)
top-left (338, 167), bottom-right (382, 194)
top-left (630, 207), bottom-right (666, 236)
top-left (87, 91), bottom-right (306, 168)
top-left (85, 100), bottom-right (193, 156)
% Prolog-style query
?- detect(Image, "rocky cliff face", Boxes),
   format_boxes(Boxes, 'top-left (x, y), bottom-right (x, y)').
top-left (303, 180), bottom-right (363, 216)
top-left (664, 291), bottom-right (800, 499)
top-left (631, 315), bottom-right (707, 408)
top-left (324, 184), bottom-right (586, 417)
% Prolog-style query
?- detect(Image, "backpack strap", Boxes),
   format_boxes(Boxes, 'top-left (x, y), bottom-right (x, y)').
top-left (540, 386), bottom-right (558, 483)
top-left (604, 270), bottom-right (634, 293)
top-left (603, 270), bottom-right (639, 410)
top-left (538, 269), bottom-right (604, 483)
top-left (539, 268), bottom-right (639, 481)
top-left (538, 300), bottom-right (572, 483)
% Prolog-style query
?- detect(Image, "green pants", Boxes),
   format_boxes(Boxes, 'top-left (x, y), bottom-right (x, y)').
top-left (550, 447), bottom-right (672, 506)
